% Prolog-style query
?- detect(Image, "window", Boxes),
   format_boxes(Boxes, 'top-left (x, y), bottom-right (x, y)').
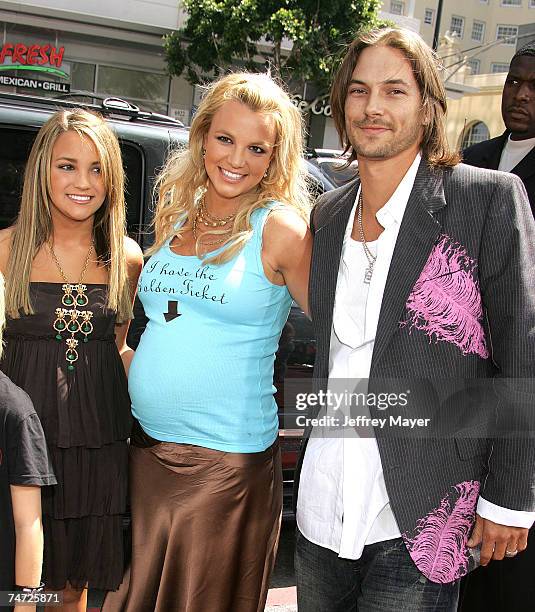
top-left (501, 0), bottom-right (521, 5)
top-left (530, 0), bottom-right (535, 7)
top-left (70, 62), bottom-right (96, 93)
top-left (96, 65), bottom-right (170, 114)
top-left (496, 25), bottom-right (518, 45)
top-left (450, 15), bottom-right (465, 38)
top-left (491, 62), bottom-right (510, 72)
top-left (471, 20), bottom-right (486, 42)
top-left (424, 8), bottom-right (435, 25)
top-left (466, 59), bottom-right (481, 74)
top-left (461, 122), bottom-right (490, 148)
top-left (121, 144), bottom-right (144, 237)
top-left (0, 128), bottom-right (35, 229)
top-left (390, 0), bottom-right (404, 14)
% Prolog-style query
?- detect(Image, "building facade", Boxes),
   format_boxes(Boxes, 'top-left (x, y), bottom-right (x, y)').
top-left (0, 0), bottom-right (194, 122)
top-left (0, 0), bottom-right (339, 146)
top-left (0, 0), bottom-right (523, 149)
top-left (381, 0), bottom-right (535, 74)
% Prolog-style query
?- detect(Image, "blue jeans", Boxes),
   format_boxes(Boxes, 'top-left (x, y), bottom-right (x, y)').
top-left (295, 530), bottom-right (460, 612)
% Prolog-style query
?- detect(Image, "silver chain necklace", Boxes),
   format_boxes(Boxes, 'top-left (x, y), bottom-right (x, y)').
top-left (357, 191), bottom-right (376, 284)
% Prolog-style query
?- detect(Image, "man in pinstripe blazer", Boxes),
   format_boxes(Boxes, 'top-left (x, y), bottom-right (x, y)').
top-left (294, 27), bottom-right (535, 612)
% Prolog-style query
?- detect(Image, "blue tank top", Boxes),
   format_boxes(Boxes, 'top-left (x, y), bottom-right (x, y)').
top-left (129, 205), bottom-right (293, 452)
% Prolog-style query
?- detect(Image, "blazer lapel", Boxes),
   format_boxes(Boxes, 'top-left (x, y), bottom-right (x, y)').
top-left (310, 180), bottom-right (358, 375)
top-left (512, 144), bottom-right (535, 182)
top-left (371, 161), bottom-right (446, 371)
top-left (486, 132), bottom-right (508, 170)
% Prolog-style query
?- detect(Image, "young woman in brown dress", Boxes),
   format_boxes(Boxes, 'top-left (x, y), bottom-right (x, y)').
top-left (0, 109), bottom-right (143, 611)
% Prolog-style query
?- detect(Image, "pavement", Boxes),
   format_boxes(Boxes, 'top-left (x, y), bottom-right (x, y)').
top-left (265, 586), bottom-right (297, 611)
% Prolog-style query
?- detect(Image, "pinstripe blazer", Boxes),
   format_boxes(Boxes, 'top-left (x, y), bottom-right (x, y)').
top-left (296, 158), bottom-right (535, 583)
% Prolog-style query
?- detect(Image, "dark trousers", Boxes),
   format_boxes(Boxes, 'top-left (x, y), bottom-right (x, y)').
top-left (295, 529), bottom-right (460, 612)
top-left (459, 525), bottom-right (535, 612)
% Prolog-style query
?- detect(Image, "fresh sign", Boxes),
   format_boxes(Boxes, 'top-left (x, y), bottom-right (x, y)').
top-left (0, 43), bottom-right (68, 78)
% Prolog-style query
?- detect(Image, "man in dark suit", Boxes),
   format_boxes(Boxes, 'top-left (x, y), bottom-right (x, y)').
top-left (463, 43), bottom-right (535, 217)
top-left (460, 42), bottom-right (535, 612)
top-left (294, 27), bottom-right (535, 611)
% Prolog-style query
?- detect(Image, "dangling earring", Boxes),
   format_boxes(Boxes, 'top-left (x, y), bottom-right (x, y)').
top-left (202, 147), bottom-right (206, 157)
top-left (263, 168), bottom-right (269, 178)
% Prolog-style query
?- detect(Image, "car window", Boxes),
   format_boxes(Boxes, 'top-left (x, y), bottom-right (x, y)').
top-left (0, 127), bottom-right (34, 229)
top-left (0, 126), bottom-right (144, 236)
top-left (304, 159), bottom-right (334, 199)
top-left (318, 159), bottom-right (358, 187)
top-left (120, 141), bottom-right (144, 237)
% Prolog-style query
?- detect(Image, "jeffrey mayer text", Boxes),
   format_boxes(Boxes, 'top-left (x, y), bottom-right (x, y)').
top-left (296, 414), bottom-right (431, 428)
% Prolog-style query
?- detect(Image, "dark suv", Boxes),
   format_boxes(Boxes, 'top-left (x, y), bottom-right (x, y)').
top-left (0, 92), bottom-right (323, 518)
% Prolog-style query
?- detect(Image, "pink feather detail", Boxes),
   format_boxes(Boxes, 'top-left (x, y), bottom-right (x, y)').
top-left (403, 480), bottom-right (480, 583)
top-left (402, 234), bottom-right (488, 358)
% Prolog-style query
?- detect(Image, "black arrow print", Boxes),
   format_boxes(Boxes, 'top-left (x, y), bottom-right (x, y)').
top-left (164, 300), bottom-right (182, 322)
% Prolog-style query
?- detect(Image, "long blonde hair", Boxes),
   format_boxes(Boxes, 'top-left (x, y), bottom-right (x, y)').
top-left (330, 27), bottom-right (461, 167)
top-left (5, 109), bottom-right (132, 322)
top-left (148, 72), bottom-right (310, 264)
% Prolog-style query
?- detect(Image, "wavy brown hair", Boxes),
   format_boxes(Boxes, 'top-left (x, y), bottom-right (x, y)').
top-left (5, 109), bottom-right (132, 322)
top-left (331, 27), bottom-right (460, 167)
top-left (148, 72), bottom-right (310, 264)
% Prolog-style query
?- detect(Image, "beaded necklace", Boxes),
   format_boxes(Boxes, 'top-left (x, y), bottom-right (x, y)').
top-left (49, 241), bottom-right (94, 371)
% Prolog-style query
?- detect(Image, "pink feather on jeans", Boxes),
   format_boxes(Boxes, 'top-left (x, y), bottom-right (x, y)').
top-left (402, 234), bottom-right (488, 358)
top-left (404, 480), bottom-right (480, 583)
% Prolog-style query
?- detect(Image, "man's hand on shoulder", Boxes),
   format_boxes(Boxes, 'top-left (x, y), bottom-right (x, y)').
top-left (468, 514), bottom-right (529, 566)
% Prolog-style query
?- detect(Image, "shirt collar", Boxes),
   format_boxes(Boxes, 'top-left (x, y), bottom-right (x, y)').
top-left (505, 134), bottom-right (535, 151)
top-left (375, 152), bottom-right (421, 228)
top-left (344, 152), bottom-right (422, 242)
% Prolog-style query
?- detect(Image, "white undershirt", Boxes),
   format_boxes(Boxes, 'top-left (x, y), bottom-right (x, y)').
top-left (296, 153), bottom-right (535, 561)
top-left (498, 134), bottom-right (535, 172)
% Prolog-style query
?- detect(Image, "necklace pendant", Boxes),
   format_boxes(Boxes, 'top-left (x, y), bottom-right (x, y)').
top-left (75, 283), bottom-right (88, 307)
top-left (364, 266), bottom-right (374, 284)
top-left (61, 284), bottom-right (75, 306)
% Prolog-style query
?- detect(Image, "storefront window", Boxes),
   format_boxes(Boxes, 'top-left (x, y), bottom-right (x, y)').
top-left (70, 62), bottom-right (95, 93)
top-left (97, 66), bottom-right (169, 111)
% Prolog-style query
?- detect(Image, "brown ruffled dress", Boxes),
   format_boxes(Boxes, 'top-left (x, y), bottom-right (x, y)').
top-left (0, 283), bottom-right (132, 591)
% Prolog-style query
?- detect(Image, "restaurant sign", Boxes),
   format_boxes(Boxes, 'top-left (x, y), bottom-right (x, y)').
top-left (291, 94), bottom-right (332, 117)
top-left (0, 42), bottom-right (70, 93)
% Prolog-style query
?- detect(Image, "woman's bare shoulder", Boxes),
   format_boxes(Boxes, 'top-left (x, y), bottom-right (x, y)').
top-left (123, 236), bottom-right (144, 280)
top-left (124, 236), bottom-right (143, 263)
top-left (0, 226), bottom-right (15, 273)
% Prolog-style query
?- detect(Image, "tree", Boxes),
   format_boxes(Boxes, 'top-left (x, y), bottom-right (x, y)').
top-left (164, 0), bottom-right (382, 96)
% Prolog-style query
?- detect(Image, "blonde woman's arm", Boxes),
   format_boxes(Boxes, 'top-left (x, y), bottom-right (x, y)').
top-left (262, 208), bottom-right (312, 317)
top-left (115, 236), bottom-right (143, 376)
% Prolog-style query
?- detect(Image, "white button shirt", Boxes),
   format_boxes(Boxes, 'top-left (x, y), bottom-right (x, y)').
top-left (296, 153), bottom-right (534, 561)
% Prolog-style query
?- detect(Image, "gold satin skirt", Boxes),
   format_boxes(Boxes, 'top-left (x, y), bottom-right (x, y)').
top-left (103, 425), bottom-right (282, 612)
